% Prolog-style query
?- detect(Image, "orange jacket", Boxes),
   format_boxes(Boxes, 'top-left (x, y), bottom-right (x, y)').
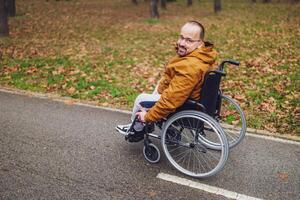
top-left (144, 42), bottom-right (217, 122)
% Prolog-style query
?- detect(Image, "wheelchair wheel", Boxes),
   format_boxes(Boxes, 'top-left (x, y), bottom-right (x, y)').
top-left (161, 110), bottom-right (229, 178)
top-left (218, 95), bottom-right (246, 148)
top-left (197, 95), bottom-right (246, 150)
top-left (143, 143), bottom-right (161, 164)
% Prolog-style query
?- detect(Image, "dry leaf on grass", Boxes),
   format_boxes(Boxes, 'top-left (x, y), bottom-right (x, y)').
top-left (67, 87), bottom-right (76, 94)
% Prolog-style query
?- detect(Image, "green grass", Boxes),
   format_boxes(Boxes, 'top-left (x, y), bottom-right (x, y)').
top-left (144, 18), bottom-right (160, 24)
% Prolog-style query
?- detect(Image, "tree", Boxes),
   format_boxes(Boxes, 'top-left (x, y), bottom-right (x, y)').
top-left (161, 0), bottom-right (167, 9)
top-left (263, 0), bottom-right (271, 3)
top-left (0, 0), bottom-right (9, 36)
top-left (150, 0), bottom-right (159, 18)
top-left (214, 0), bottom-right (221, 13)
top-left (5, 0), bottom-right (16, 16)
top-left (132, 0), bottom-right (138, 5)
top-left (187, 0), bottom-right (192, 6)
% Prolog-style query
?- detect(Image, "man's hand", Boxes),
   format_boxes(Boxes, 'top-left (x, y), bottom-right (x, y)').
top-left (136, 107), bottom-right (147, 123)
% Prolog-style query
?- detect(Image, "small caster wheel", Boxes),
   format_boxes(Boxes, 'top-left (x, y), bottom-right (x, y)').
top-left (143, 143), bottom-right (160, 164)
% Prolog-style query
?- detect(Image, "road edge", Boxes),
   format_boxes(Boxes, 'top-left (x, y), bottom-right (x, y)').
top-left (1, 86), bottom-right (299, 143)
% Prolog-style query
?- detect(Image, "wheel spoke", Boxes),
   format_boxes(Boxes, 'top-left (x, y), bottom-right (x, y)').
top-left (191, 147), bottom-right (206, 173)
top-left (167, 145), bottom-right (181, 153)
top-left (162, 110), bottom-right (229, 178)
top-left (174, 149), bottom-right (189, 164)
top-left (171, 147), bottom-right (189, 161)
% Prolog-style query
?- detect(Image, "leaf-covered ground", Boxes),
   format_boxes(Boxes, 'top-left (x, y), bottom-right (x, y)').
top-left (0, 0), bottom-right (299, 135)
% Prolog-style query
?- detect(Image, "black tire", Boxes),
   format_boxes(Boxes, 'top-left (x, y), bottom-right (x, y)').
top-left (143, 143), bottom-right (160, 164)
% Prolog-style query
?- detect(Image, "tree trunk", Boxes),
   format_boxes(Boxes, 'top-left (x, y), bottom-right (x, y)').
top-left (252, 0), bottom-right (256, 3)
top-left (5, 0), bottom-right (15, 16)
top-left (150, 0), bottom-right (159, 18)
top-left (0, 0), bottom-right (9, 36)
top-left (291, 0), bottom-right (300, 3)
top-left (214, 0), bottom-right (221, 13)
top-left (187, 0), bottom-right (192, 6)
top-left (132, 0), bottom-right (138, 5)
top-left (263, 0), bottom-right (271, 3)
top-left (161, 0), bottom-right (167, 9)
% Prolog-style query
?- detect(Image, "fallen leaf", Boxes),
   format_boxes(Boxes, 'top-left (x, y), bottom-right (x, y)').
top-left (64, 100), bottom-right (75, 105)
top-left (277, 172), bottom-right (289, 180)
top-left (148, 190), bottom-right (157, 197)
top-left (67, 87), bottom-right (76, 94)
top-left (102, 102), bottom-right (109, 106)
top-left (90, 85), bottom-right (95, 90)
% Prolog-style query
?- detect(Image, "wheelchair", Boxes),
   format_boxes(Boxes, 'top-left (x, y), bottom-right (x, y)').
top-left (122, 60), bottom-right (246, 178)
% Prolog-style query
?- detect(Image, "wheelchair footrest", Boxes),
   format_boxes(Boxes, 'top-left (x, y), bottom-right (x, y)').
top-left (125, 132), bottom-right (144, 143)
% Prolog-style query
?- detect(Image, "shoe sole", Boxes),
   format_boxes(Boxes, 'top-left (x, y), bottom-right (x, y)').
top-left (115, 127), bottom-right (130, 136)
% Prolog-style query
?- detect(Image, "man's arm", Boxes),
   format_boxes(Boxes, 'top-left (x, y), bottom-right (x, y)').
top-left (144, 66), bottom-right (201, 122)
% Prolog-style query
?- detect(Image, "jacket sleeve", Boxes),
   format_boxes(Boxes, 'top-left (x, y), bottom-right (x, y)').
top-left (144, 66), bottom-right (201, 122)
top-left (157, 71), bottom-right (169, 94)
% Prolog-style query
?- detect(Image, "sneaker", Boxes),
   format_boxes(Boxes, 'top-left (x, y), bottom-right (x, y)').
top-left (115, 123), bottom-right (133, 136)
top-left (126, 131), bottom-right (144, 142)
top-left (117, 123), bottom-right (132, 130)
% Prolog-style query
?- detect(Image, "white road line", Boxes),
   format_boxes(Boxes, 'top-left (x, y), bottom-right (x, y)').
top-left (157, 173), bottom-right (263, 200)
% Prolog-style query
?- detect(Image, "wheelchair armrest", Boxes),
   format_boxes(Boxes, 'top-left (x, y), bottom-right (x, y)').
top-left (223, 60), bottom-right (240, 66)
top-left (186, 99), bottom-right (207, 113)
top-left (210, 70), bottom-right (226, 76)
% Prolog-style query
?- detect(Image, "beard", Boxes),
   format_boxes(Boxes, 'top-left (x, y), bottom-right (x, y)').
top-left (175, 44), bottom-right (187, 57)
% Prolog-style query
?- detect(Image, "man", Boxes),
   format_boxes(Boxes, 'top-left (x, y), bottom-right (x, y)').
top-left (116, 21), bottom-right (217, 141)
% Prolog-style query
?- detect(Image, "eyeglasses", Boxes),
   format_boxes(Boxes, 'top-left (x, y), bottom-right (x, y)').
top-left (178, 35), bottom-right (201, 45)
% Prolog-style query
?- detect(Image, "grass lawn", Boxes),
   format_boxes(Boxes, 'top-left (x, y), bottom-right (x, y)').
top-left (0, 0), bottom-right (299, 135)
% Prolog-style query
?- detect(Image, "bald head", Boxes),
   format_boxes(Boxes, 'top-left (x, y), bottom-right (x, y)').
top-left (181, 21), bottom-right (205, 41)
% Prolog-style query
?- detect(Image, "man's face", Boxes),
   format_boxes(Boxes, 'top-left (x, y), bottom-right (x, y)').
top-left (176, 25), bottom-right (201, 57)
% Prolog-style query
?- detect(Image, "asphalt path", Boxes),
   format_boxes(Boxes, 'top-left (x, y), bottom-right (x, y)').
top-left (0, 91), bottom-right (299, 200)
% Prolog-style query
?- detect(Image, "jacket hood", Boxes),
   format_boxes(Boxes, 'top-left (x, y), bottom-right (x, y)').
top-left (188, 41), bottom-right (218, 65)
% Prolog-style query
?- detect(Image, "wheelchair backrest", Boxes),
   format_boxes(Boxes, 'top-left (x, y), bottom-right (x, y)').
top-left (199, 71), bottom-right (222, 117)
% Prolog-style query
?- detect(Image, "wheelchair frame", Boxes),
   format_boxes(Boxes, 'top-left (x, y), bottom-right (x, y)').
top-left (124, 60), bottom-right (246, 178)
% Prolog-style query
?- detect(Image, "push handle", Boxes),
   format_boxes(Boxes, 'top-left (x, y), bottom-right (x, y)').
top-left (219, 60), bottom-right (240, 71)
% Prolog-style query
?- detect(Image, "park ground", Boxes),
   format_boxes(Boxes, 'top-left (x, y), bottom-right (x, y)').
top-left (0, 0), bottom-right (299, 136)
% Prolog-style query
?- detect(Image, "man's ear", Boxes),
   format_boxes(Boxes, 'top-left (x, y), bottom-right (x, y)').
top-left (175, 43), bottom-right (179, 51)
top-left (197, 41), bottom-right (204, 48)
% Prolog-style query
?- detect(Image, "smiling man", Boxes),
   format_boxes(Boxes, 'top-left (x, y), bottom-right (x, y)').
top-left (116, 21), bottom-right (218, 141)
